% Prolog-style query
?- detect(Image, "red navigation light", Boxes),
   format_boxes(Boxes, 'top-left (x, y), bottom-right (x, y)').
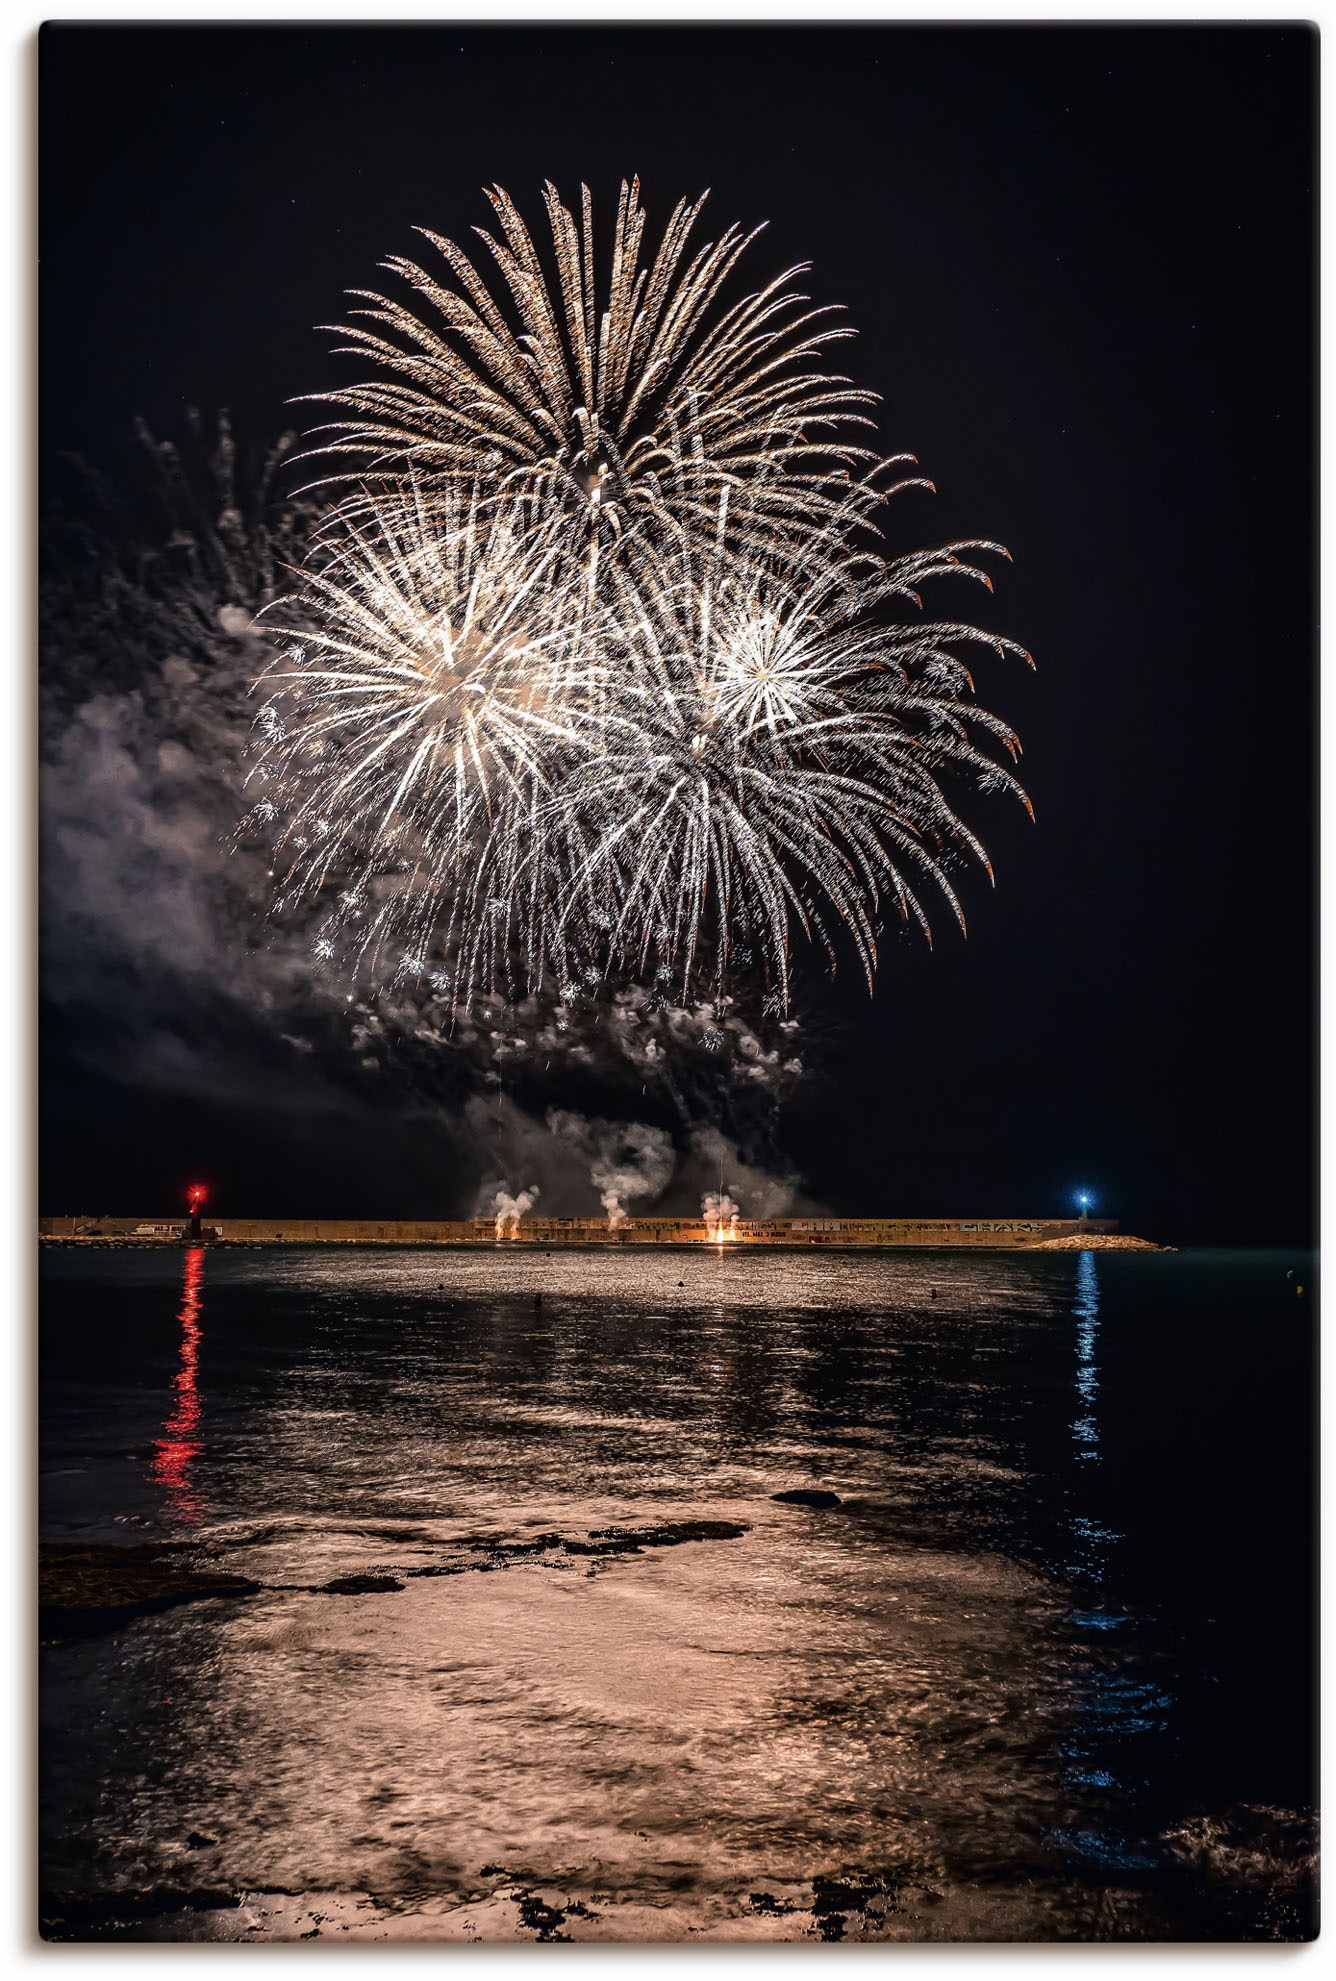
top-left (186, 1184), bottom-right (207, 1211)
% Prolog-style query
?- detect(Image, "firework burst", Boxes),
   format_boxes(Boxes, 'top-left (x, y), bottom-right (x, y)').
top-left (300, 176), bottom-right (897, 566)
top-left (246, 479), bottom-right (606, 991)
top-left (558, 523), bottom-right (1032, 1001)
top-left (251, 180), bottom-right (1033, 1012)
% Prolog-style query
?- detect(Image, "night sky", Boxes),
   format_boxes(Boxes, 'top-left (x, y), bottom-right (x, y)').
top-left (39, 23), bottom-right (1316, 1244)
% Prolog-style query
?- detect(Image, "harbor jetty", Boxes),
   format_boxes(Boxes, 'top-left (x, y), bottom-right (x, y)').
top-left (39, 1214), bottom-right (1129, 1249)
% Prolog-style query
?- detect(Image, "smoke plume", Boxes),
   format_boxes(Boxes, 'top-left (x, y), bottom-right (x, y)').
top-left (545, 1111), bottom-right (675, 1226)
top-left (702, 1191), bottom-right (741, 1240)
top-left (489, 1185), bottom-right (539, 1238)
top-left (40, 416), bottom-right (816, 1215)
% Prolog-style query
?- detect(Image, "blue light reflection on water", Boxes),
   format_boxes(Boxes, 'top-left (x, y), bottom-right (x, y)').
top-left (1072, 1248), bottom-right (1101, 1462)
top-left (1053, 1247), bottom-right (1171, 1860)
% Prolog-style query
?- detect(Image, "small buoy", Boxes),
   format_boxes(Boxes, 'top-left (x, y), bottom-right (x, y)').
top-left (929, 1287), bottom-right (937, 1298)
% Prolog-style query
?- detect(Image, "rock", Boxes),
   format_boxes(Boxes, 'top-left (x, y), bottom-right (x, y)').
top-left (40, 1887), bottom-right (242, 1939)
top-left (318, 1573), bottom-right (405, 1595)
top-left (771, 1489), bottom-right (842, 1510)
top-left (1029, 1234), bottom-right (1168, 1251)
top-left (323, 1519), bottom-right (750, 1590)
top-left (515, 1892), bottom-right (570, 1941)
top-left (581, 1519), bottom-right (748, 1549)
top-left (39, 1543), bottom-right (260, 1636)
top-left (809, 1872), bottom-right (898, 1940)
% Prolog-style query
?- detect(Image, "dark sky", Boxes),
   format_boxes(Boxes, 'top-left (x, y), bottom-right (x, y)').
top-left (39, 23), bottom-right (1316, 1243)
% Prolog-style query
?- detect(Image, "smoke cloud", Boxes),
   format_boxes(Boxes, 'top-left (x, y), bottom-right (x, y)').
top-left (545, 1111), bottom-right (675, 1225)
top-left (488, 1185), bottom-right (539, 1238)
top-left (701, 1191), bottom-right (741, 1240)
top-left (40, 417), bottom-right (817, 1214)
top-left (685, 1125), bottom-right (800, 1221)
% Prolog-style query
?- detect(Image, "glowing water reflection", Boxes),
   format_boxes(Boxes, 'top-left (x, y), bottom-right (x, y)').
top-left (1072, 1248), bottom-right (1100, 1462)
top-left (38, 1245), bottom-right (1317, 1941)
top-left (148, 1248), bottom-right (205, 1524)
top-left (1057, 1246), bottom-right (1157, 1836)
top-left (1065, 1250), bottom-right (1117, 1587)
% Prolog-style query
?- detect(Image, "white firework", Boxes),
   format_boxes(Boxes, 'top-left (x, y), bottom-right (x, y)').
top-left (554, 521), bottom-right (1032, 1001)
top-left (300, 176), bottom-right (899, 565)
top-left (245, 481), bottom-right (600, 989)
top-left (250, 180), bottom-right (1033, 1012)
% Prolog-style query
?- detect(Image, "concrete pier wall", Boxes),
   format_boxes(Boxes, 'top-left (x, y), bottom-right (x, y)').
top-left (40, 1215), bottom-right (1118, 1248)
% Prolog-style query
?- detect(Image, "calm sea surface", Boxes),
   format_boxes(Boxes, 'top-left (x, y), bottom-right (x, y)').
top-left (39, 1245), bottom-right (1316, 1942)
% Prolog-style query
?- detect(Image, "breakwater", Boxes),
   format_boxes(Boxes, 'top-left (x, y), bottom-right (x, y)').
top-left (39, 1215), bottom-right (1119, 1249)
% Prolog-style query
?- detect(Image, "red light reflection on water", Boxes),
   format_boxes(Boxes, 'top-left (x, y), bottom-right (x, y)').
top-left (149, 1248), bottom-right (205, 1523)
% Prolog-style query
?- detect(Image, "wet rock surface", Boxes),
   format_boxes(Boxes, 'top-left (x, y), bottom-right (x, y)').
top-left (40, 1886), bottom-right (242, 1938)
top-left (809, 1872), bottom-right (904, 1940)
top-left (40, 1520), bottom-right (751, 1633)
top-left (37, 1869), bottom-right (917, 1943)
top-left (318, 1573), bottom-right (406, 1596)
top-left (576, 1519), bottom-right (748, 1551)
top-left (317, 1518), bottom-right (751, 1583)
top-left (39, 1543), bottom-right (260, 1636)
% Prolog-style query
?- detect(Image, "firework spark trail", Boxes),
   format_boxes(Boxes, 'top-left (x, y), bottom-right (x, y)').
top-left (299, 177), bottom-right (890, 568)
top-left (250, 179), bottom-right (1033, 1013)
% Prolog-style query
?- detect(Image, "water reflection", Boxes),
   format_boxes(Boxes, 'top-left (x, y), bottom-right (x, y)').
top-left (1057, 1249), bottom-right (1164, 1840)
top-left (39, 1247), bottom-right (1316, 1940)
top-left (148, 1248), bottom-right (205, 1524)
top-left (1072, 1249), bottom-right (1100, 1462)
top-left (1066, 1251), bottom-right (1117, 1587)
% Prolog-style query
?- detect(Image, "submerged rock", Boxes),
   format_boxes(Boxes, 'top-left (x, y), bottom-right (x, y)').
top-left (771, 1489), bottom-right (842, 1510)
top-left (581, 1519), bottom-right (748, 1549)
top-left (437, 1520), bottom-right (748, 1566)
top-left (40, 1887), bottom-right (242, 1939)
top-left (39, 1543), bottom-right (260, 1635)
top-left (318, 1573), bottom-right (405, 1596)
top-left (39, 1518), bottom-right (751, 1635)
top-left (809, 1872), bottom-right (902, 1941)
top-left (515, 1892), bottom-right (571, 1941)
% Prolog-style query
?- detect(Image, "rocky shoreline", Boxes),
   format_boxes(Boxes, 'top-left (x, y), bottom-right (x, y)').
top-left (1029, 1235), bottom-right (1170, 1251)
top-left (39, 1519), bottom-right (751, 1641)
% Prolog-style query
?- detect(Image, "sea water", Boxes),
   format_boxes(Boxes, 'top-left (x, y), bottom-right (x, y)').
top-left (38, 1245), bottom-right (1317, 1941)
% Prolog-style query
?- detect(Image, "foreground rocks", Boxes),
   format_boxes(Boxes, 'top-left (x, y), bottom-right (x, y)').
top-left (321, 1519), bottom-right (750, 1586)
top-left (40, 1519), bottom-right (751, 1631)
top-left (39, 1543), bottom-right (259, 1635)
